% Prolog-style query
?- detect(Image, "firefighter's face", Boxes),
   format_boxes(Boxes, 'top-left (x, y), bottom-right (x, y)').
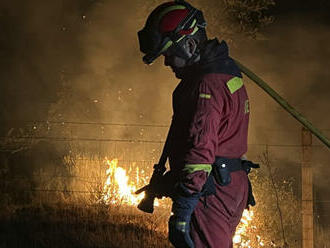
top-left (163, 47), bottom-right (187, 79)
top-left (163, 38), bottom-right (197, 79)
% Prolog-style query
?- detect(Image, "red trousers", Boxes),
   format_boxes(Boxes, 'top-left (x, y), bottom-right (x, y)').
top-left (190, 170), bottom-right (249, 248)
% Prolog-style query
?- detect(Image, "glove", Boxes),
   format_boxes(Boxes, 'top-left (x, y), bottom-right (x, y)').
top-left (169, 215), bottom-right (194, 248)
top-left (168, 183), bottom-right (201, 248)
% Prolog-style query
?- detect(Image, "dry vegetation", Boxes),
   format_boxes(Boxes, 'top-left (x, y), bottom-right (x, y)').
top-left (247, 153), bottom-right (301, 248)
top-left (0, 138), bottom-right (172, 248)
top-left (0, 204), bottom-right (171, 248)
top-left (0, 134), bottom-right (301, 248)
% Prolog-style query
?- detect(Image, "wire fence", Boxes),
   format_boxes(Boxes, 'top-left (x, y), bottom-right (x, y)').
top-left (1, 120), bottom-right (329, 246)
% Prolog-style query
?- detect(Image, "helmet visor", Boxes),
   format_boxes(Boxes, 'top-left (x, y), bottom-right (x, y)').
top-left (138, 27), bottom-right (162, 64)
top-left (138, 26), bottom-right (173, 65)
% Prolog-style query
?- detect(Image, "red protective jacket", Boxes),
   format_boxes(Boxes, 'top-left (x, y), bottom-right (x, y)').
top-left (168, 39), bottom-right (249, 192)
top-left (167, 39), bottom-right (250, 248)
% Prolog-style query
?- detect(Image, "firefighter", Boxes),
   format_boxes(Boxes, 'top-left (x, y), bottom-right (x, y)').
top-left (138, 1), bottom-right (258, 247)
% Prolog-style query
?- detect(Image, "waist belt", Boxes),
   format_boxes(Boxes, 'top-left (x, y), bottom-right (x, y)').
top-left (202, 156), bottom-right (259, 208)
top-left (213, 156), bottom-right (259, 185)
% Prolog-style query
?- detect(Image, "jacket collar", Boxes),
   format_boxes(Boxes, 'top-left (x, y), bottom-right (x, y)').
top-left (198, 38), bottom-right (242, 78)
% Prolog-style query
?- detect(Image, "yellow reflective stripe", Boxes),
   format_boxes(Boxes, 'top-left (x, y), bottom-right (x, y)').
top-left (227, 77), bottom-right (243, 94)
top-left (176, 20), bottom-right (198, 42)
top-left (245, 99), bottom-right (250, 114)
top-left (157, 5), bottom-right (186, 24)
top-left (176, 34), bottom-right (186, 43)
top-left (189, 19), bottom-right (197, 28)
top-left (176, 221), bottom-right (187, 232)
top-left (159, 40), bottom-right (173, 54)
top-left (191, 25), bottom-right (199, 35)
top-left (199, 93), bottom-right (211, 99)
top-left (183, 164), bottom-right (212, 174)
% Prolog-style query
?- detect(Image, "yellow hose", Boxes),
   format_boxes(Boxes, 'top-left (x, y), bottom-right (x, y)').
top-left (234, 59), bottom-right (330, 149)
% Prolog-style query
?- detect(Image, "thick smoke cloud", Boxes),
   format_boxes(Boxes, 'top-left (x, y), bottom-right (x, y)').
top-left (1, 1), bottom-right (328, 158)
top-left (0, 0), bottom-right (86, 133)
top-left (1, 1), bottom-right (328, 160)
top-left (0, 0), bottom-right (329, 234)
top-left (236, 13), bottom-right (330, 146)
top-left (235, 12), bottom-right (330, 230)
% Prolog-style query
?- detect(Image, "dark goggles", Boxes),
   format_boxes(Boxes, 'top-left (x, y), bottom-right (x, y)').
top-left (138, 27), bottom-right (172, 64)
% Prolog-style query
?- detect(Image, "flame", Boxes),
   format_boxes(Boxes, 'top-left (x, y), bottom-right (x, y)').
top-left (101, 158), bottom-right (145, 205)
top-left (101, 159), bottom-right (263, 246)
top-left (233, 210), bottom-right (264, 247)
top-left (233, 210), bottom-right (253, 247)
top-left (101, 158), bottom-right (161, 207)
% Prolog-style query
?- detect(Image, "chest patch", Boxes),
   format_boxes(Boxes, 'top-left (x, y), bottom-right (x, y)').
top-left (226, 77), bottom-right (243, 94)
top-left (199, 93), bottom-right (211, 99)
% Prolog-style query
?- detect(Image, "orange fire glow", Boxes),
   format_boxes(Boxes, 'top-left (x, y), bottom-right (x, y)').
top-left (233, 209), bottom-right (264, 247)
top-left (101, 158), bottom-right (160, 207)
top-left (101, 158), bottom-right (144, 205)
top-left (101, 158), bottom-right (262, 246)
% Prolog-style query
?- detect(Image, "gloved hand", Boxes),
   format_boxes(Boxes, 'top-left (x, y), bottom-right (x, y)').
top-left (168, 183), bottom-right (201, 248)
top-left (169, 215), bottom-right (194, 248)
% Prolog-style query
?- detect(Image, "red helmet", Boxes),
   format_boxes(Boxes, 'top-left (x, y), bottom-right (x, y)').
top-left (138, 0), bottom-right (206, 64)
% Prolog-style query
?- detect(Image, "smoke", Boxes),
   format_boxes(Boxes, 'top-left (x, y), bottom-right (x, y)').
top-left (234, 12), bottom-right (330, 231)
top-left (0, 0), bottom-right (87, 133)
top-left (78, 0), bottom-right (175, 123)
top-left (232, 13), bottom-right (330, 144)
top-left (0, 0), bottom-right (329, 237)
top-left (1, 1), bottom-right (329, 159)
top-left (1, 1), bottom-right (328, 157)
top-left (1, 2), bottom-right (329, 169)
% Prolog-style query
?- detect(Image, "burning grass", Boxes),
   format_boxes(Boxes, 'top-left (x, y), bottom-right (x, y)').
top-left (0, 151), bottom-right (301, 248)
top-left (0, 155), bottom-right (173, 248)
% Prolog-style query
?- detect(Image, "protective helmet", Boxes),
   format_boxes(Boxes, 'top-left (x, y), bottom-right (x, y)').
top-left (138, 0), bottom-right (206, 64)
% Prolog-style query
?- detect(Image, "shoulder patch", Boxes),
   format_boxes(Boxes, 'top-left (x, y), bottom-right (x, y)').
top-left (226, 77), bottom-right (243, 94)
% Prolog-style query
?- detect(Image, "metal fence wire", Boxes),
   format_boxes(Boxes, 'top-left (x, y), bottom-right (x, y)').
top-left (0, 121), bottom-right (329, 246)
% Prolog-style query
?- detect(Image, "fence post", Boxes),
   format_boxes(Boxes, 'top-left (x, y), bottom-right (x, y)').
top-left (301, 127), bottom-right (313, 248)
